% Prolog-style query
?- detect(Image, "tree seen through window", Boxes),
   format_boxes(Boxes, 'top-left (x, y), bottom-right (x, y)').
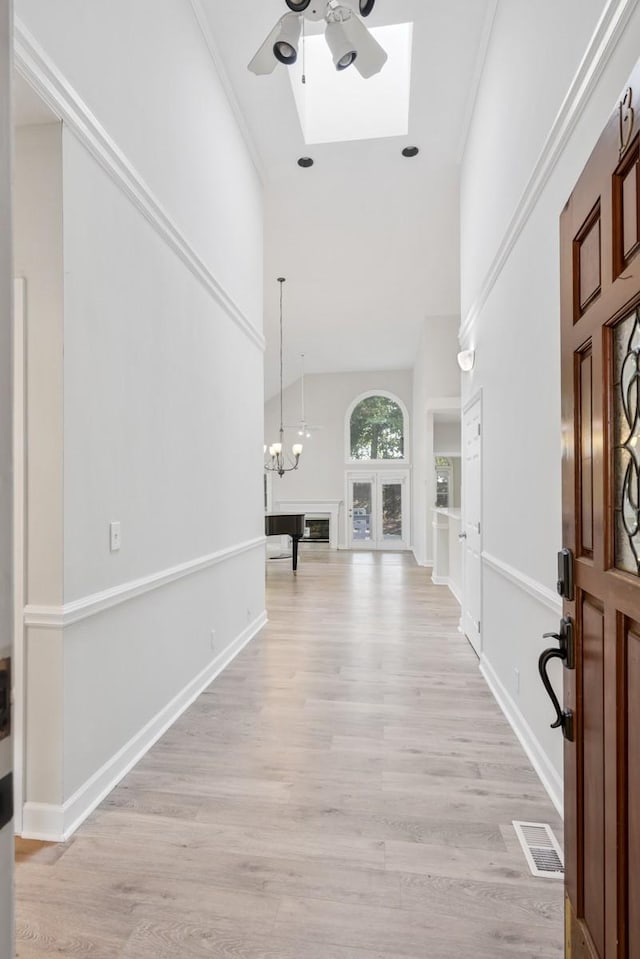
top-left (350, 395), bottom-right (404, 460)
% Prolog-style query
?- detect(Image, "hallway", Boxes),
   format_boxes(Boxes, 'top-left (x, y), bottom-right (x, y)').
top-left (15, 552), bottom-right (563, 958)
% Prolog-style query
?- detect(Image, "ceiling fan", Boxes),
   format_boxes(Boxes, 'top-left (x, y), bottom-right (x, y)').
top-left (284, 354), bottom-right (325, 437)
top-left (248, 0), bottom-right (387, 79)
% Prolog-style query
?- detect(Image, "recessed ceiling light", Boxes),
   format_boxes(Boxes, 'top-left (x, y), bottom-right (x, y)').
top-left (402, 146), bottom-right (419, 158)
top-left (298, 157), bottom-right (314, 168)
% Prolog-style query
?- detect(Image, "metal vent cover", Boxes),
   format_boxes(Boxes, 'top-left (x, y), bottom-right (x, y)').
top-left (513, 821), bottom-right (564, 879)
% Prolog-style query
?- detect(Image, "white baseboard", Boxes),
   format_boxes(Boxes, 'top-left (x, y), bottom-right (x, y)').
top-left (430, 573), bottom-right (462, 606)
top-left (412, 547), bottom-right (433, 568)
top-left (448, 578), bottom-right (462, 606)
top-left (479, 654), bottom-right (563, 818)
top-left (20, 802), bottom-right (65, 842)
top-left (21, 610), bottom-right (268, 842)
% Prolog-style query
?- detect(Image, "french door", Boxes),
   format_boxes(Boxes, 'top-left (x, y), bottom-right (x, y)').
top-left (555, 61), bottom-right (640, 958)
top-left (346, 472), bottom-right (409, 550)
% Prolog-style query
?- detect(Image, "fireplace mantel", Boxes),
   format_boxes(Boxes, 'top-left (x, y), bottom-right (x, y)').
top-left (274, 500), bottom-right (343, 550)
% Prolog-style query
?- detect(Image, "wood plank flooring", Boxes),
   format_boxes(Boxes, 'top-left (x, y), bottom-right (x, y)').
top-left (15, 549), bottom-right (564, 958)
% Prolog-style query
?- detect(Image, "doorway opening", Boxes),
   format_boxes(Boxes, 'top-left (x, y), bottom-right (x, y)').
top-left (11, 73), bottom-right (63, 841)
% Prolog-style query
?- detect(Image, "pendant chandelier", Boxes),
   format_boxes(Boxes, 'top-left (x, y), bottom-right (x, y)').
top-left (265, 278), bottom-right (303, 478)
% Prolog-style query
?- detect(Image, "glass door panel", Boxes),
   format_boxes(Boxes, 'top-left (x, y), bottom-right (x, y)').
top-left (350, 480), bottom-right (374, 546)
top-left (381, 481), bottom-right (403, 543)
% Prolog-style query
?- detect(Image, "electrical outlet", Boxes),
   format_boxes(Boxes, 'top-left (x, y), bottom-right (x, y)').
top-left (110, 521), bottom-right (121, 552)
top-left (210, 629), bottom-right (217, 651)
top-left (514, 667), bottom-right (520, 694)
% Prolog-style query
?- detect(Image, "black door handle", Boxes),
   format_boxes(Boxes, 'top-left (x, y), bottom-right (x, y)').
top-left (538, 617), bottom-right (574, 741)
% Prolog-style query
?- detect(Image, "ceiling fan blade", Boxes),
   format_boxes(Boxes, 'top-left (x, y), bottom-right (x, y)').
top-left (344, 14), bottom-right (388, 78)
top-left (283, 422), bottom-right (325, 433)
top-left (248, 20), bottom-right (284, 75)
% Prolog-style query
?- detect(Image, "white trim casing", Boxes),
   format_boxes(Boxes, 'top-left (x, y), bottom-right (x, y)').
top-left (480, 654), bottom-right (563, 818)
top-left (12, 278), bottom-right (26, 837)
top-left (459, 0), bottom-right (640, 344)
top-left (21, 610), bottom-right (268, 842)
top-left (13, 19), bottom-right (266, 355)
top-left (482, 551), bottom-right (562, 615)
top-left (23, 536), bottom-right (266, 628)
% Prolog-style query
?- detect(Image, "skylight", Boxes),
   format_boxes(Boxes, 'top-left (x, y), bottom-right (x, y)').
top-left (289, 22), bottom-right (413, 145)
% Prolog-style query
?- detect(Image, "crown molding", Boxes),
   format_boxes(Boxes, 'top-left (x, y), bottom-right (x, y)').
top-left (459, 0), bottom-right (640, 344)
top-left (456, 0), bottom-right (499, 163)
top-left (13, 18), bottom-right (266, 354)
top-left (188, 0), bottom-right (266, 185)
top-left (24, 536), bottom-right (266, 629)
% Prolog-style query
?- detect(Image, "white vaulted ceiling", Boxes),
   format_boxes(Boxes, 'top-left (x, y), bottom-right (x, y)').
top-left (198, 0), bottom-right (497, 396)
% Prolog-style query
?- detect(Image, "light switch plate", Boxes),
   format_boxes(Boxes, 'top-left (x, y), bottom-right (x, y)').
top-left (110, 521), bottom-right (121, 552)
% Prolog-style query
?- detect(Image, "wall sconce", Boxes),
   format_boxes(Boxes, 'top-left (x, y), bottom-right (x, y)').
top-left (457, 349), bottom-right (475, 372)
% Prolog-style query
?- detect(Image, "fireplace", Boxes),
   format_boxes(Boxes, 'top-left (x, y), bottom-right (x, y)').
top-left (304, 516), bottom-right (330, 543)
top-left (274, 500), bottom-right (342, 550)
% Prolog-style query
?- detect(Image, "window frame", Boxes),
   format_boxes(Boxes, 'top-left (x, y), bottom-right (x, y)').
top-left (344, 390), bottom-right (410, 465)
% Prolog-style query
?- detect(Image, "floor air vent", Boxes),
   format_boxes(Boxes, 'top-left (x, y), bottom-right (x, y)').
top-left (512, 821), bottom-right (564, 879)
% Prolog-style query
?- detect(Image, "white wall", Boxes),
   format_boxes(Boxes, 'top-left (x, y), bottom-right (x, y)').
top-left (411, 316), bottom-right (460, 566)
top-left (0, 0), bottom-right (14, 951)
top-left (15, 0), bottom-right (265, 839)
top-left (434, 420), bottom-right (461, 455)
top-left (460, 0), bottom-right (640, 810)
top-left (264, 369), bottom-right (412, 544)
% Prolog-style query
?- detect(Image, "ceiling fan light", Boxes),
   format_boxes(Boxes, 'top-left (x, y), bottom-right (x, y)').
top-left (273, 14), bottom-right (302, 65)
top-left (342, 13), bottom-right (387, 78)
top-left (337, 50), bottom-right (357, 70)
top-left (325, 20), bottom-right (358, 71)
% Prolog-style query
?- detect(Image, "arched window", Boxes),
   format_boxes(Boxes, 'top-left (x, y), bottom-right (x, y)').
top-left (349, 394), bottom-right (406, 461)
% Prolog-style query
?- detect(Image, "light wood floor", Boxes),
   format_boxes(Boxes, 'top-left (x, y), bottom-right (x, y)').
top-left (15, 549), bottom-right (564, 958)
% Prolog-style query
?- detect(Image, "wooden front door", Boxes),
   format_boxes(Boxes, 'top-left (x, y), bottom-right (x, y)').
top-left (559, 63), bottom-right (640, 958)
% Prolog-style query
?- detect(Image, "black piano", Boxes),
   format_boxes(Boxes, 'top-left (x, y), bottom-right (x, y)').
top-left (265, 513), bottom-right (305, 571)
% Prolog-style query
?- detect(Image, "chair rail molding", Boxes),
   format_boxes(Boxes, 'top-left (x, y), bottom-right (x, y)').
top-left (23, 536), bottom-right (266, 629)
top-left (459, 0), bottom-right (640, 344)
top-left (482, 550), bottom-right (562, 615)
top-left (13, 18), bottom-right (266, 354)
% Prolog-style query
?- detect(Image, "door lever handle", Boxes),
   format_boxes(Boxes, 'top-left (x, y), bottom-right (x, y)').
top-left (538, 617), bottom-right (574, 741)
top-left (458, 532), bottom-right (467, 540)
